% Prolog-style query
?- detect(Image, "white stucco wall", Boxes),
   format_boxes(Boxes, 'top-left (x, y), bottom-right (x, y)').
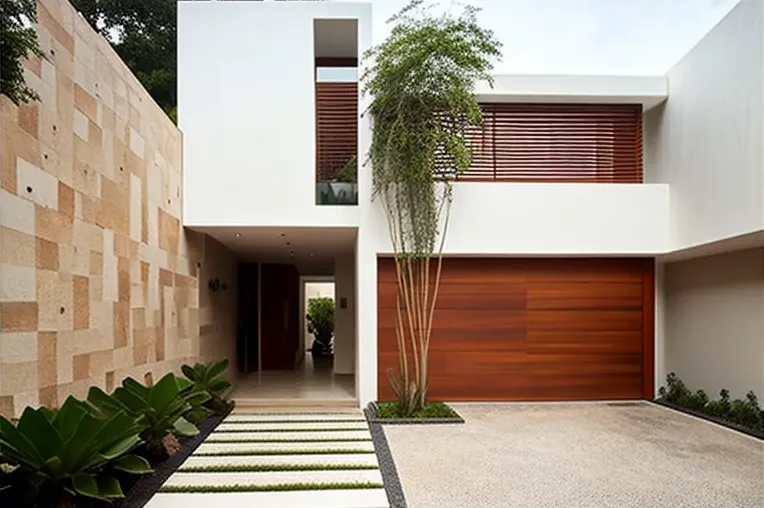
top-left (644, 0), bottom-right (764, 251)
top-left (662, 248), bottom-right (764, 400)
top-left (334, 256), bottom-right (356, 375)
top-left (178, 1), bottom-right (371, 228)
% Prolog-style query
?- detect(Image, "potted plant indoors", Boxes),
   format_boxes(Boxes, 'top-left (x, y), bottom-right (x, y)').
top-left (306, 297), bottom-right (335, 357)
top-left (329, 155), bottom-right (358, 204)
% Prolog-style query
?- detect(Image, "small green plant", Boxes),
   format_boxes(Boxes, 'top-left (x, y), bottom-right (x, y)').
top-left (0, 397), bottom-right (152, 507)
top-left (336, 156), bottom-right (357, 183)
top-left (88, 373), bottom-right (209, 462)
top-left (182, 359), bottom-right (233, 415)
top-left (658, 374), bottom-right (763, 433)
top-left (306, 297), bottom-right (334, 355)
top-left (208, 277), bottom-right (228, 292)
top-left (376, 401), bottom-right (460, 420)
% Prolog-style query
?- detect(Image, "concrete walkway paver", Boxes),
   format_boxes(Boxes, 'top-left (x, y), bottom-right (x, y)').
top-left (146, 409), bottom-right (388, 508)
top-left (383, 402), bottom-right (764, 508)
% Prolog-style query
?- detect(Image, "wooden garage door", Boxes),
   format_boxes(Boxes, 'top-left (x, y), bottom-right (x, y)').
top-left (377, 258), bottom-right (654, 401)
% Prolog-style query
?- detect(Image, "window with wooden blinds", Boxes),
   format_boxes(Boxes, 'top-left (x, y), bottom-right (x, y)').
top-left (461, 103), bottom-right (643, 183)
top-left (315, 82), bottom-right (358, 181)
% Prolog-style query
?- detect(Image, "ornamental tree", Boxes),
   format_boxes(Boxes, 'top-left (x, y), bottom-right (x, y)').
top-left (362, 0), bottom-right (501, 415)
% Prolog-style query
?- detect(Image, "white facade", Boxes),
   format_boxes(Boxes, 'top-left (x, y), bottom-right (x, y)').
top-left (178, 0), bottom-right (764, 406)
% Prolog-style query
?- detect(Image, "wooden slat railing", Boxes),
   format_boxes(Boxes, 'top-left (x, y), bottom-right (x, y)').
top-left (315, 82), bottom-right (357, 181)
top-left (459, 103), bottom-right (643, 183)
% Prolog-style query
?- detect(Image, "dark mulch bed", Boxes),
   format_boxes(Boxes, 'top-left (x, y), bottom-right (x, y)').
top-left (652, 399), bottom-right (763, 441)
top-left (366, 402), bottom-right (464, 425)
top-left (112, 404), bottom-right (234, 508)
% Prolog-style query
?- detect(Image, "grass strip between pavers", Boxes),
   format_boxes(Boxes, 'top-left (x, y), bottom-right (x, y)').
top-left (214, 427), bottom-right (369, 433)
top-left (195, 449), bottom-right (375, 456)
top-left (158, 482), bottom-right (384, 493)
top-left (178, 464), bottom-right (379, 473)
top-left (206, 438), bottom-right (372, 444)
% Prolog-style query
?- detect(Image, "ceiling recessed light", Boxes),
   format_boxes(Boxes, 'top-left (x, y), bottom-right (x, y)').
top-left (289, 251), bottom-right (295, 256)
top-left (286, 242), bottom-right (291, 246)
top-left (309, 253), bottom-right (314, 257)
top-left (235, 233), bottom-right (241, 238)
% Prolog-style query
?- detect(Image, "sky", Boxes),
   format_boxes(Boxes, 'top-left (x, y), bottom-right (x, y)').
top-left (345, 0), bottom-right (743, 75)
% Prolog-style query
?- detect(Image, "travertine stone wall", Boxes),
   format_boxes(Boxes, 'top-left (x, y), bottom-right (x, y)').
top-left (0, 0), bottom-right (237, 418)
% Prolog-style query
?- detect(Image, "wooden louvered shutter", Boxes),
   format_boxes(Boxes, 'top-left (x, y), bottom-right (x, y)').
top-left (315, 82), bottom-right (358, 181)
top-left (462, 104), bottom-right (643, 183)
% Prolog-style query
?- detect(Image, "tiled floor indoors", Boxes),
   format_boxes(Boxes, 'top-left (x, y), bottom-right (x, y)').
top-left (232, 354), bottom-right (356, 404)
top-left (145, 410), bottom-right (389, 508)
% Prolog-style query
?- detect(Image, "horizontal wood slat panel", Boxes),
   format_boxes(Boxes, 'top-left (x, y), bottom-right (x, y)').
top-left (457, 103), bottom-right (643, 183)
top-left (377, 257), bottom-right (654, 402)
top-left (315, 82), bottom-right (357, 181)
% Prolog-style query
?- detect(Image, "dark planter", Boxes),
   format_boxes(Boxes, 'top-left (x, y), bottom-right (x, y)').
top-left (365, 402), bottom-right (465, 425)
top-left (652, 399), bottom-right (763, 440)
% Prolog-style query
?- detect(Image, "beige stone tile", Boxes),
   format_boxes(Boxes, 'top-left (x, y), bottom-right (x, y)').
top-left (88, 119), bottom-right (102, 147)
top-left (56, 330), bottom-right (73, 384)
top-left (36, 204), bottom-right (74, 244)
top-left (89, 349), bottom-right (113, 377)
top-left (1, 110), bottom-right (42, 195)
top-left (89, 298), bottom-right (110, 330)
top-left (17, 105), bottom-right (39, 140)
top-left (0, 301), bottom-right (38, 333)
top-left (38, 385), bottom-right (58, 408)
top-left (113, 301), bottom-right (129, 348)
top-left (58, 181), bottom-right (74, 217)
top-left (129, 173), bottom-right (142, 241)
top-left (0, 227), bottom-right (35, 267)
top-left (13, 390), bottom-right (39, 416)
top-left (73, 219), bottom-right (102, 253)
top-left (72, 353), bottom-right (89, 381)
top-left (89, 250), bottom-right (103, 276)
top-left (36, 1), bottom-right (74, 55)
top-left (1, 361), bottom-right (38, 396)
top-left (72, 137), bottom-right (99, 198)
top-left (36, 236), bottom-right (59, 270)
top-left (104, 370), bottom-right (115, 392)
top-left (71, 245), bottom-right (90, 276)
top-left (16, 157), bottom-right (59, 210)
top-left (0, 395), bottom-right (14, 418)
top-left (100, 178), bottom-right (129, 235)
top-left (118, 257), bottom-right (131, 303)
top-left (113, 346), bottom-right (132, 370)
top-left (73, 108), bottom-right (89, 140)
top-left (38, 331), bottom-right (58, 387)
top-left (0, 189), bottom-right (35, 235)
top-left (0, 332), bottom-right (38, 363)
top-left (73, 275), bottom-right (89, 330)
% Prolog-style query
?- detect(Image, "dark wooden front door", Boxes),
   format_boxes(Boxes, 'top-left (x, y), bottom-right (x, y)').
top-left (377, 258), bottom-right (654, 401)
top-left (261, 263), bottom-right (300, 370)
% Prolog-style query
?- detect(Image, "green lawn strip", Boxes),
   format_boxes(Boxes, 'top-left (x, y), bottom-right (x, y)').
top-left (195, 449), bottom-right (375, 456)
top-left (178, 464), bottom-right (379, 473)
top-left (206, 438), bottom-right (372, 444)
top-left (158, 482), bottom-right (384, 493)
top-left (214, 427), bottom-right (369, 433)
top-left (376, 401), bottom-right (461, 419)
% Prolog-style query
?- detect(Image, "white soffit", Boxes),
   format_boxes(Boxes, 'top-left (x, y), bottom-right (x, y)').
top-left (475, 74), bottom-right (668, 110)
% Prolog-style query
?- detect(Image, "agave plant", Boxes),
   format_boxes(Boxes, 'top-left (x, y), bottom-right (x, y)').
top-left (181, 359), bottom-right (232, 413)
top-left (0, 396), bottom-right (152, 507)
top-left (88, 373), bottom-right (209, 461)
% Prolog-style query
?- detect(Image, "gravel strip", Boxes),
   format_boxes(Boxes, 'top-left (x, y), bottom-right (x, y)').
top-left (365, 408), bottom-right (407, 508)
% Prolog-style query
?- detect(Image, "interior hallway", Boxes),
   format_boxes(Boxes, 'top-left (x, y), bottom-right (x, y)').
top-left (232, 353), bottom-right (356, 402)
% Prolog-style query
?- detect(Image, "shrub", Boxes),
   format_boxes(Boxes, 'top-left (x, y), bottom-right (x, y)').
top-left (88, 373), bottom-right (209, 462)
top-left (182, 359), bottom-right (233, 415)
top-left (306, 297), bottom-right (335, 355)
top-left (0, 397), bottom-right (152, 507)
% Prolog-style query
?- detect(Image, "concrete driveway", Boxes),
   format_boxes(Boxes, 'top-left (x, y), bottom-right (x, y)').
top-left (383, 402), bottom-right (763, 508)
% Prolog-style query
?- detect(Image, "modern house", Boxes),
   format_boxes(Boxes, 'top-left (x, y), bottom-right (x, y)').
top-left (0, 0), bottom-right (761, 418)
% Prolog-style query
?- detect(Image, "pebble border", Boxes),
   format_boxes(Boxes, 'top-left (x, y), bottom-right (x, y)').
top-left (364, 407), bottom-right (408, 508)
top-left (365, 402), bottom-right (465, 425)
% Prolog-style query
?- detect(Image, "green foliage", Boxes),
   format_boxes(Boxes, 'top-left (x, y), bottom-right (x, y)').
top-left (363, 0), bottom-right (501, 416)
top-left (658, 373), bottom-right (764, 433)
top-left (181, 359), bottom-right (233, 416)
top-left (306, 297), bottom-right (335, 353)
top-left (376, 401), bottom-right (459, 419)
top-left (363, 0), bottom-right (501, 256)
top-left (69, 0), bottom-right (177, 121)
top-left (87, 372), bottom-right (209, 447)
top-left (336, 156), bottom-right (358, 183)
top-left (1, 0), bottom-right (45, 105)
top-left (0, 396), bottom-right (151, 506)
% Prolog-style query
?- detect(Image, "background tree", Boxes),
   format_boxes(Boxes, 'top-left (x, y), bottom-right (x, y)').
top-left (1, 0), bottom-right (45, 105)
top-left (70, 0), bottom-right (177, 122)
top-left (362, 0), bottom-right (501, 416)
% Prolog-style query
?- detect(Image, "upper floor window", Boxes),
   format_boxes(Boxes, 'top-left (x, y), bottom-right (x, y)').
top-left (462, 104), bottom-right (643, 183)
